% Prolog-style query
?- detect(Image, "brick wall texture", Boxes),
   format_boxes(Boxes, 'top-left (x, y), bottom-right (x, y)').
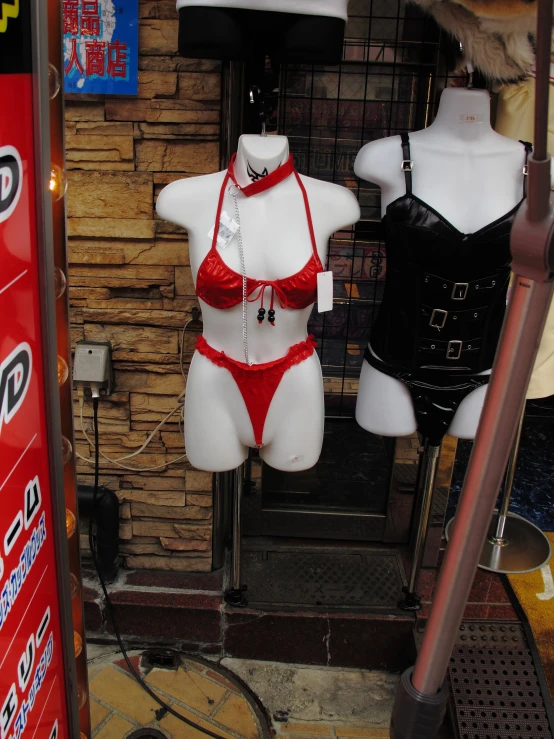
top-left (67, 0), bottom-right (221, 571)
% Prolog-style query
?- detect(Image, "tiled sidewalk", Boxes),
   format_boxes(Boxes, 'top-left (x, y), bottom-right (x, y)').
top-left (87, 649), bottom-right (399, 739)
top-left (88, 650), bottom-right (267, 739)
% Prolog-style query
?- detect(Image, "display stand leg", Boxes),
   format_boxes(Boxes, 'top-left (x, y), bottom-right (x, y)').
top-left (445, 408), bottom-right (551, 573)
top-left (224, 464), bottom-right (248, 607)
top-left (479, 409), bottom-right (551, 573)
top-left (399, 441), bottom-right (441, 611)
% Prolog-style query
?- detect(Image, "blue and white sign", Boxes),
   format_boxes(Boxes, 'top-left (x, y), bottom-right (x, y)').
top-left (63, 0), bottom-right (138, 95)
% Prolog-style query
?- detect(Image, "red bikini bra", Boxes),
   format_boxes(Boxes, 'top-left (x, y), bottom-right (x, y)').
top-left (195, 153), bottom-right (323, 323)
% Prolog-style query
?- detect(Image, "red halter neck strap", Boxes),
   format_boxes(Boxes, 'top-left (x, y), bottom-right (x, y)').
top-left (227, 153), bottom-right (295, 197)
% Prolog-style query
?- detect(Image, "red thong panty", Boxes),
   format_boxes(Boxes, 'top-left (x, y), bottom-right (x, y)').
top-left (195, 335), bottom-right (317, 448)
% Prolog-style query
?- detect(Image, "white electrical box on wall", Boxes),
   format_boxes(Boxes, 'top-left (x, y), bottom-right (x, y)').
top-left (73, 341), bottom-right (113, 396)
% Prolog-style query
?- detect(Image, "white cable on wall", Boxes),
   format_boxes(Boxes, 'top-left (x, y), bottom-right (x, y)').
top-left (76, 319), bottom-right (198, 473)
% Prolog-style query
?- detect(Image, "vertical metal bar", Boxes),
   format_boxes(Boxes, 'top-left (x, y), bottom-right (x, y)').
top-left (231, 464), bottom-right (244, 590)
top-left (399, 442), bottom-right (441, 609)
top-left (534, 0), bottom-right (553, 162)
top-left (494, 407), bottom-right (525, 541)
top-left (213, 60), bottom-right (245, 563)
top-left (212, 473), bottom-right (225, 570)
top-left (32, 3), bottom-right (81, 735)
top-left (408, 443), bottom-right (440, 594)
top-left (220, 61), bottom-right (244, 168)
top-left (224, 464), bottom-right (247, 606)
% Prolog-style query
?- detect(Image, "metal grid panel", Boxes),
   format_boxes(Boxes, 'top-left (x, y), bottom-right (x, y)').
top-left (277, 1), bottom-right (442, 415)
top-left (450, 623), bottom-right (553, 739)
top-left (241, 546), bottom-right (405, 609)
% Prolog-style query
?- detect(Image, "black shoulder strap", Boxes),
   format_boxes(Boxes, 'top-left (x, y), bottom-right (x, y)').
top-left (400, 133), bottom-right (412, 194)
top-left (519, 140), bottom-right (533, 198)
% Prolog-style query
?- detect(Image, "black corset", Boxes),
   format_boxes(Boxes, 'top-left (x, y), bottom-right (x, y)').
top-left (369, 134), bottom-right (532, 376)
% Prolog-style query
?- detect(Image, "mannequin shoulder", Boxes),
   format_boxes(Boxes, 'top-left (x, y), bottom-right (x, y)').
top-left (299, 175), bottom-right (361, 226)
top-left (354, 136), bottom-right (402, 186)
top-left (156, 171), bottom-right (225, 226)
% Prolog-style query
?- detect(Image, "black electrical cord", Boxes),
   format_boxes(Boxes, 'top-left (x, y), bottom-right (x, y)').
top-left (89, 397), bottom-right (229, 739)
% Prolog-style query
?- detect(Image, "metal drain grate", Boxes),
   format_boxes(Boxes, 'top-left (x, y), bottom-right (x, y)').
top-left (241, 548), bottom-right (405, 610)
top-left (450, 623), bottom-right (552, 739)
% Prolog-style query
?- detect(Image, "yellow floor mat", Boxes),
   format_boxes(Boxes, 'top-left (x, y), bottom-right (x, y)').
top-left (508, 531), bottom-right (554, 699)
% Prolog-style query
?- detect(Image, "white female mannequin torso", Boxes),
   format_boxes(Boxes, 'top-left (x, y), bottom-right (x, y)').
top-left (157, 134), bottom-right (360, 472)
top-left (354, 88), bottom-right (528, 440)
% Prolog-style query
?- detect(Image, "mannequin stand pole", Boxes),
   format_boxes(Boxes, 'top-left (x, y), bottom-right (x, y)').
top-left (480, 408), bottom-right (550, 573)
top-left (445, 408), bottom-right (551, 573)
top-left (224, 463), bottom-right (248, 607)
top-left (399, 441), bottom-right (441, 611)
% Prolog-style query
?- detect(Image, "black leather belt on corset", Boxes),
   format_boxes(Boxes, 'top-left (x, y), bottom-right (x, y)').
top-left (421, 304), bottom-right (487, 332)
top-left (422, 271), bottom-right (504, 301)
top-left (418, 337), bottom-right (480, 363)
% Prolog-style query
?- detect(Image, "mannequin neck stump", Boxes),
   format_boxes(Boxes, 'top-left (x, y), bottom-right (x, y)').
top-left (428, 88), bottom-right (493, 142)
top-left (233, 134), bottom-right (290, 189)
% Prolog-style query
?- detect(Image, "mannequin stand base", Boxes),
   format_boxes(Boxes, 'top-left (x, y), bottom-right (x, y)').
top-left (224, 586), bottom-right (248, 608)
top-left (398, 587), bottom-right (422, 612)
top-left (445, 511), bottom-right (551, 574)
top-left (390, 667), bottom-right (449, 739)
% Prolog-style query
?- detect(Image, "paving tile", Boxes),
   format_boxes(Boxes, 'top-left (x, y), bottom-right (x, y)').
top-left (282, 722), bottom-right (331, 735)
top-left (224, 611), bottom-right (328, 665)
top-left (84, 597), bottom-right (103, 632)
top-left (485, 603), bottom-right (518, 620)
top-left (417, 570), bottom-right (436, 603)
top-left (108, 590), bottom-right (222, 642)
top-left (125, 569), bottom-right (224, 591)
top-left (160, 709), bottom-right (237, 739)
top-left (94, 714), bottom-right (135, 739)
top-left (146, 666), bottom-right (227, 714)
top-left (214, 693), bottom-right (260, 739)
top-left (487, 574), bottom-right (511, 604)
top-left (90, 699), bottom-right (110, 731)
top-left (328, 616), bottom-right (416, 671)
top-left (89, 665), bottom-right (161, 725)
top-left (205, 669), bottom-right (241, 693)
top-left (113, 655), bottom-right (141, 676)
top-left (467, 570), bottom-right (493, 603)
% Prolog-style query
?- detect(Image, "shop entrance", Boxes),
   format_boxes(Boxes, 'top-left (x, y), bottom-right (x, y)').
top-left (240, 0), bottom-right (443, 545)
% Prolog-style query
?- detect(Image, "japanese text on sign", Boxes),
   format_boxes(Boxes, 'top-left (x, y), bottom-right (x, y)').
top-left (63, 0), bottom-right (138, 95)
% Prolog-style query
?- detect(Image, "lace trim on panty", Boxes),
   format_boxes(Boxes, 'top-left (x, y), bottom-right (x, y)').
top-left (195, 334), bottom-right (317, 372)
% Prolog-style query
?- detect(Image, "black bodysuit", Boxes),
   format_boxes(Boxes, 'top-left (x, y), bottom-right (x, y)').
top-left (364, 134), bottom-right (532, 445)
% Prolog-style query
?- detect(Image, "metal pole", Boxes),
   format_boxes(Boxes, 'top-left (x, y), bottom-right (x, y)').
top-left (477, 405), bottom-right (551, 574)
top-left (494, 408), bottom-right (525, 542)
top-left (224, 464), bottom-right (248, 607)
top-left (212, 472), bottom-right (225, 570)
top-left (399, 442), bottom-right (441, 611)
top-left (231, 464), bottom-right (243, 590)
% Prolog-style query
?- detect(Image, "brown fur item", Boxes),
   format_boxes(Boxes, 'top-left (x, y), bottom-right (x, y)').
top-left (410, 0), bottom-right (539, 82)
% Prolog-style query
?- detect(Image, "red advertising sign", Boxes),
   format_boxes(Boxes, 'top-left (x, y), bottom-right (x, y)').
top-left (0, 9), bottom-right (71, 739)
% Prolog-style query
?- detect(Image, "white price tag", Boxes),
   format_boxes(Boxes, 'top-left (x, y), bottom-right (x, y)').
top-left (208, 210), bottom-right (239, 249)
top-left (317, 271), bottom-right (333, 313)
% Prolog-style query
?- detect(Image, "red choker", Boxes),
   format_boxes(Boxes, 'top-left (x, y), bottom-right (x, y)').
top-left (227, 153), bottom-right (295, 197)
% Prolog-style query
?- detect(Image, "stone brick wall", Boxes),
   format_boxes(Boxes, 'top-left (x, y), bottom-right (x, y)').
top-left (67, 0), bottom-right (221, 571)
